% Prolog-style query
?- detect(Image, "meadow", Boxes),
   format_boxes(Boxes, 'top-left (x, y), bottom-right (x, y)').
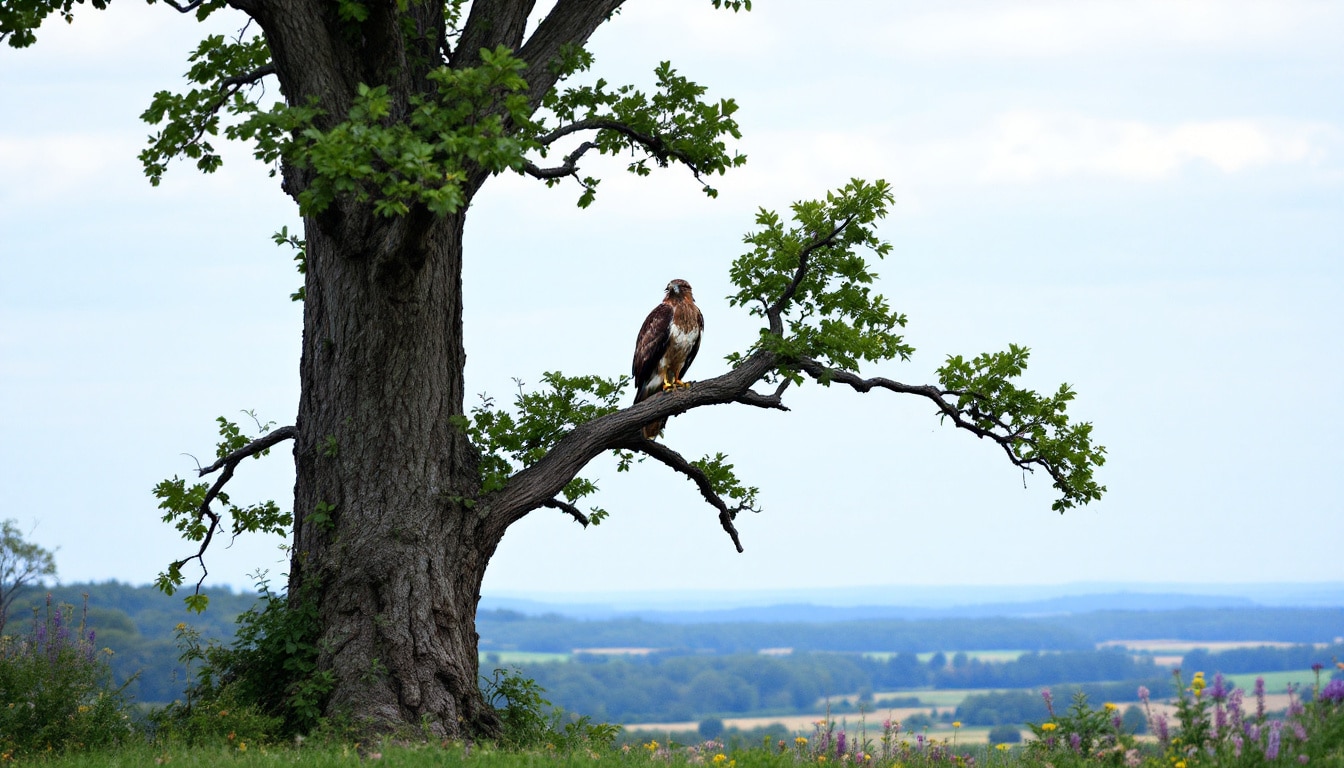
top-left (5, 591), bottom-right (1344, 767)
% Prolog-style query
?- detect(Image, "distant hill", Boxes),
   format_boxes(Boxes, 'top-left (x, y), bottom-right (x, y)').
top-left (480, 582), bottom-right (1344, 623)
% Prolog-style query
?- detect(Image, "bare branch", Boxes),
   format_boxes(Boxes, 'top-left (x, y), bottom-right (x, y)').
top-left (793, 357), bottom-right (1065, 485)
top-left (620, 438), bottom-right (748, 554)
top-left (162, 0), bottom-right (205, 11)
top-left (542, 498), bottom-right (590, 527)
top-left (198, 425), bottom-right (297, 476)
top-left (522, 140), bottom-right (598, 180)
top-left (221, 63), bottom-right (276, 89)
top-left (734, 378), bottom-right (792, 411)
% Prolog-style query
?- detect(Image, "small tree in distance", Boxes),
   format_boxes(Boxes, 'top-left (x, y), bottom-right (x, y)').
top-left (4, 1), bottom-right (1106, 740)
top-left (0, 520), bottom-right (56, 634)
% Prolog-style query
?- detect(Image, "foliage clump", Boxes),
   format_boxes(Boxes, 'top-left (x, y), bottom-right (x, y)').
top-left (149, 576), bottom-right (328, 744)
top-left (0, 596), bottom-right (134, 758)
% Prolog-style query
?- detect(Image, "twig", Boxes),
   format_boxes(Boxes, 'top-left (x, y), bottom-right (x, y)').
top-left (620, 438), bottom-right (749, 553)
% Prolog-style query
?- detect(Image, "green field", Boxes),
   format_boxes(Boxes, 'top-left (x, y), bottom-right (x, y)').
top-left (481, 651), bottom-right (571, 665)
top-left (1221, 669), bottom-right (1324, 696)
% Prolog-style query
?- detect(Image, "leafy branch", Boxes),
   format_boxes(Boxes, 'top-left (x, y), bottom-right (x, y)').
top-left (482, 178), bottom-right (1105, 547)
top-left (527, 60), bottom-right (746, 207)
top-left (153, 415), bottom-right (294, 611)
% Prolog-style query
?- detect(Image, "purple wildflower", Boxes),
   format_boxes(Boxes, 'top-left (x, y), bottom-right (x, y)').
top-left (1228, 688), bottom-right (1246, 730)
top-left (1292, 720), bottom-right (1307, 741)
top-left (1112, 714), bottom-right (1123, 730)
top-left (1248, 723), bottom-right (1260, 742)
top-left (1232, 734), bottom-right (1243, 759)
top-left (1266, 720), bottom-right (1283, 761)
top-left (1255, 677), bottom-right (1267, 720)
top-left (1156, 713), bottom-right (1170, 745)
top-left (1212, 672), bottom-right (1227, 701)
top-left (1214, 701), bottom-right (1226, 738)
top-left (1319, 678), bottom-right (1344, 703)
top-left (1138, 686), bottom-right (1150, 704)
top-left (1041, 688), bottom-right (1054, 716)
top-left (1313, 663), bottom-right (1324, 672)
top-left (1298, 756), bottom-right (1309, 764)
top-left (837, 731), bottom-right (846, 757)
top-left (1288, 684), bottom-right (1305, 718)
top-left (1069, 733), bottom-right (1081, 753)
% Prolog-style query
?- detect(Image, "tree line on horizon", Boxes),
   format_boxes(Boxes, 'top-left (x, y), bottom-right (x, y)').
top-left (5, 581), bottom-right (1339, 711)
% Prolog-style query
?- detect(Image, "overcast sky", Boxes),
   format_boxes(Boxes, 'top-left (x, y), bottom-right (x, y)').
top-left (1, 1), bottom-right (1341, 601)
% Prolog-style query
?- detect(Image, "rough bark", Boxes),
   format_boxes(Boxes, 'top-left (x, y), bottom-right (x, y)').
top-left (233, 0), bottom-right (710, 740)
top-left (291, 206), bottom-right (502, 737)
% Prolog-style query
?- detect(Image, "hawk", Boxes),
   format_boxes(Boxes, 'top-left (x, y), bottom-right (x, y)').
top-left (631, 279), bottom-right (704, 439)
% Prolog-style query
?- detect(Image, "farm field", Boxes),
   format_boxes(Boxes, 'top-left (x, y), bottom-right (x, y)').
top-left (622, 665), bottom-right (1315, 741)
top-left (482, 651), bottom-right (571, 664)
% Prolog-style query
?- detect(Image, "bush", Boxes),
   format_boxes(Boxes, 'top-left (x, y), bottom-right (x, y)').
top-left (147, 575), bottom-right (332, 746)
top-left (987, 723), bottom-right (1022, 744)
top-left (0, 595), bottom-right (134, 757)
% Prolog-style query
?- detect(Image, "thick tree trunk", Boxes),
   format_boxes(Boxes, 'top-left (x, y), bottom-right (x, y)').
top-left (290, 208), bottom-right (501, 738)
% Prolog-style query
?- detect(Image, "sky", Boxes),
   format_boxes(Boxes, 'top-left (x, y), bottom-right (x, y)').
top-left (1, 1), bottom-right (1341, 602)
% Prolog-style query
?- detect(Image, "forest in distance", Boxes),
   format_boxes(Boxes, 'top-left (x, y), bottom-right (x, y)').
top-left (5, 581), bottom-right (1342, 720)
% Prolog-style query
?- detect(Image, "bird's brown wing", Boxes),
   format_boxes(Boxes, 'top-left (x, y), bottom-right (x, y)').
top-left (632, 303), bottom-right (672, 404)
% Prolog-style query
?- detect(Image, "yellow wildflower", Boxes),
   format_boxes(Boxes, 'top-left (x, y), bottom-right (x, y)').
top-left (1104, 702), bottom-right (1118, 712)
top-left (952, 721), bottom-right (961, 728)
top-left (238, 743), bottom-right (247, 753)
top-left (796, 737), bottom-right (809, 747)
top-left (1041, 723), bottom-right (1058, 732)
top-left (819, 757), bottom-right (827, 764)
top-left (713, 754), bottom-right (728, 765)
top-left (645, 741), bottom-right (659, 753)
top-left (995, 744), bottom-right (1010, 752)
top-left (77, 705), bottom-right (90, 714)
top-left (175, 622), bottom-right (186, 631)
top-left (1175, 762), bottom-right (1186, 768)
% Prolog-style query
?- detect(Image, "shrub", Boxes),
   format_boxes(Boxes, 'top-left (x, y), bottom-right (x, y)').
top-left (0, 595), bottom-right (134, 757)
top-left (481, 665), bottom-right (620, 751)
top-left (147, 575), bottom-right (328, 745)
top-left (987, 723), bottom-right (1022, 744)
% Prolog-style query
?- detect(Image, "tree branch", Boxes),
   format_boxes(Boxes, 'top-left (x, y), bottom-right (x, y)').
top-left (525, 117), bottom-right (717, 186)
top-left (764, 217), bottom-right (855, 334)
top-left (517, 0), bottom-right (626, 110)
top-left (522, 140), bottom-right (598, 180)
top-left (734, 378), bottom-right (792, 411)
top-left (162, 0), bottom-right (206, 11)
top-left (172, 426), bottom-right (296, 592)
top-left (618, 438), bottom-right (748, 553)
top-left (481, 349), bottom-right (778, 541)
top-left (542, 498), bottom-right (590, 527)
top-left (792, 357), bottom-right (1065, 484)
top-left (221, 63), bottom-right (276, 89)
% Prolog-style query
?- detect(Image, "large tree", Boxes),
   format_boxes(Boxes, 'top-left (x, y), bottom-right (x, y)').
top-left (3, 0), bottom-right (1104, 739)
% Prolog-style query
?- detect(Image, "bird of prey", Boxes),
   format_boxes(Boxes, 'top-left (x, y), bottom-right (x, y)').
top-left (631, 279), bottom-right (704, 439)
